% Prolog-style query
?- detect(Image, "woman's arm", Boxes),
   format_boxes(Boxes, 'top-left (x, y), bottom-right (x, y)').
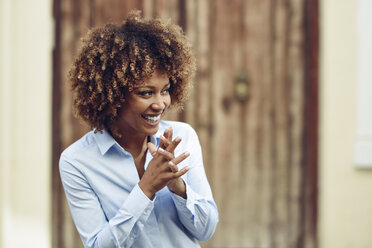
top-left (60, 157), bottom-right (154, 248)
top-left (168, 124), bottom-right (219, 241)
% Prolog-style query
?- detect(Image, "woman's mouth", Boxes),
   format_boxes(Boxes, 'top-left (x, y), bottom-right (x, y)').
top-left (141, 114), bottom-right (161, 124)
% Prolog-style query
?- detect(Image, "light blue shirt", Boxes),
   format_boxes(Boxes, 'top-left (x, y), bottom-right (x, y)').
top-left (59, 121), bottom-right (218, 248)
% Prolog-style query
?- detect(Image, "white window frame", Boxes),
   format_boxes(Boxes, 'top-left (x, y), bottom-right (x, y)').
top-left (355, 0), bottom-right (372, 168)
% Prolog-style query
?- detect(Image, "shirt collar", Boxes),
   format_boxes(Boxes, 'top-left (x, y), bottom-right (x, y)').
top-left (94, 129), bottom-right (117, 155)
top-left (94, 129), bottom-right (160, 155)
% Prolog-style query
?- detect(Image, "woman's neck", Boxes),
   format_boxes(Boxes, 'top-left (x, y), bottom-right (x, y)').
top-left (115, 132), bottom-right (148, 179)
top-left (115, 132), bottom-right (148, 158)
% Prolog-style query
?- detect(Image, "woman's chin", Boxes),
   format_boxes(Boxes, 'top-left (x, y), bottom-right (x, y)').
top-left (143, 124), bottom-right (160, 136)
top-left (142, 119), bottom-right (161, 134)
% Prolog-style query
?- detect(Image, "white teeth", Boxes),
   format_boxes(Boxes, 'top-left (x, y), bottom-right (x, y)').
top-left (143, 115), bottom-right (160, 123)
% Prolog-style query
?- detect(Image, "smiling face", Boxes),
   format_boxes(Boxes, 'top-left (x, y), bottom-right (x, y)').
top-left (116, 71), bottom-right (171, 140)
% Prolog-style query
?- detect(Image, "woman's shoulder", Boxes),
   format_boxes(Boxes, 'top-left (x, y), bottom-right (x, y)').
top-left (159, 120), bottom-right (198, 141)
top-left (159, 120), bottom-right (195, 133)
top-left (60, 130), bottom-right (97, 161)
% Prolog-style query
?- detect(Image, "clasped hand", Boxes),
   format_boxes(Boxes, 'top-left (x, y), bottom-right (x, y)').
top-left (139, 127), bottom-right (189, 199)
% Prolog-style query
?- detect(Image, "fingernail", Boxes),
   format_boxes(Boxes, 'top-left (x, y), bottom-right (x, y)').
top-left (184, 151), bottom-right (190, 156)
top-left (158, 147), bottom-right (164, 152)
top-left (174, 136), bottom-right (181, 142)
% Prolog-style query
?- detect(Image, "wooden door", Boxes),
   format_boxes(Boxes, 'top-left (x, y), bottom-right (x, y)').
top-left (52, 0), bottom-right (318, 247)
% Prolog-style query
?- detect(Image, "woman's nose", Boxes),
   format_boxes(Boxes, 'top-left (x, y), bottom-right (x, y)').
top-left (151, 95), bottom-right (167, 110)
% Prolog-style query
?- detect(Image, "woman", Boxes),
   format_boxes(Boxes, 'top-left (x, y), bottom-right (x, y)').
top-left (59, 10), bottom-right (218, 248)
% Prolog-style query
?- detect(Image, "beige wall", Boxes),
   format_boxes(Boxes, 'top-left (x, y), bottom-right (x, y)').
top-left (0, 0), bottom-right (53, 247)
top-left (319, 0), bottom-right (372, 247)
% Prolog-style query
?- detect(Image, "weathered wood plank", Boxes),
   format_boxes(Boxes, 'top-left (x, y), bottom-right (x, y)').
top-left (272, 0), bottom-right (290, 247)
top-left (286, 1), bottom-right (306, 247)
top-left (142, 0), bottom-right (154, 18)
top-left (56, 0), bottom-right (92, 247)
top-left (183, 0), bottom-right (197, 128)
top-left (92, 0), bottom-right (141, 26)
top-left (193, 0), bottom-right (212, 182)
top-left (59, 1), bottom-right (89, 248)
top-left (208, 0), bottom-right (248, 246)
top-left (242, 1), bottom-right (274, 246)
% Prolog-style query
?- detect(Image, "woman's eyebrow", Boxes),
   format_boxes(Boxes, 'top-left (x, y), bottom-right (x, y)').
top-left (135, 83), bottom-right (171, 90)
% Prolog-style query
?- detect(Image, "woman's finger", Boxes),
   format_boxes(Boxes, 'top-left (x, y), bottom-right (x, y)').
top-left (165, 136), bottom-right (182, 154)
top-left (168, 161), bottom-right (178, 173)
top-left (172, 166), bottom-right (189, 178)
top-left (159, 127), bottom-right (172, 149)
top-left (157, 147), bottom-right (175, 161)
top-left (168, 127), bottom-right (173, 141)
top-left (164, 127), bottom-right (171, 139)
top-left (159, 135), bottom-right (171, 148)
top-left (172, 151), bottom-right (190, 165)
top-left (147, 142), bottom-right (158, 156)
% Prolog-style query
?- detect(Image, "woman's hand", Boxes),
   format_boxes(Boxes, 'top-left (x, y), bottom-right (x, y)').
top-left (138, 128), bottom-right (189, 199)
top-left (158, 127), bottom-right (189, 198)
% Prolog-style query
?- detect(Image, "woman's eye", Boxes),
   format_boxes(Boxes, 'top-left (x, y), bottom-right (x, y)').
top-left (161, 88), bottom-right (170, 94)
top-left (138, 91), bottom-right (152, 96)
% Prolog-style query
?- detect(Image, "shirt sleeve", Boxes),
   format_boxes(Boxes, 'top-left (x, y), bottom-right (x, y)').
top-left (59, 156), bottom-right (154, 248)
top-left (170, 124), bottom-right (219, 241)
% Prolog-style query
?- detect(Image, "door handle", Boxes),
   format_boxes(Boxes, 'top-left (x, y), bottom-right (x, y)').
top-left (234, 72), bottom-right (249, 102)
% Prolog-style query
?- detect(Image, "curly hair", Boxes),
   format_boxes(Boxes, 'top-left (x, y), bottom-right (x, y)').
top-left (69, 10), bottom-right (196, 137)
